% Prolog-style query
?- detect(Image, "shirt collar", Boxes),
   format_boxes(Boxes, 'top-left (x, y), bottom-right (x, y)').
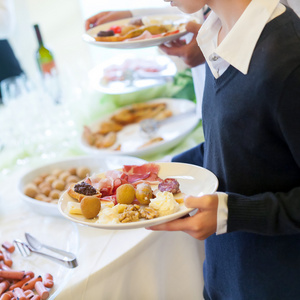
top-left (197, 0), bottom-right (281, 75)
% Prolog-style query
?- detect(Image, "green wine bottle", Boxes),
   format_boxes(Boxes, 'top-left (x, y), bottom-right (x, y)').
top-left (33, 24), bottom-right (56, 75)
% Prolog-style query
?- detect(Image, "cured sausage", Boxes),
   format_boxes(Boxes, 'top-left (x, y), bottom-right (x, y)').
top-left (0, 270), bottom-right (24, 280)
top-left (0, 281), bottom-right (10, 295)
top-left (158, 178), bottom-right (181, 194)
top-left (22, 276), bottom-right (42, 291)
top-left (2, 252), bottom-right (12, 268)
top-left (1, 242), bottom-right (15, 253)
top-left (43, 273), bottom-right (54, 288)
top-left (9, 275), bottom-right (31, 290)
top-left (0, 291), bottom-right (13, 300)
top-left (24, 290), bottom-right (35, 299)
top-left (34, 281), bottom-right (49, 300)
top-left (12, 288), bottom-right (26, 300)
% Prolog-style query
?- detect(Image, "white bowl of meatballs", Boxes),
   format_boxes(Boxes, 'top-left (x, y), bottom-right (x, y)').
top-left (18, 155), bottom-right (146, 217)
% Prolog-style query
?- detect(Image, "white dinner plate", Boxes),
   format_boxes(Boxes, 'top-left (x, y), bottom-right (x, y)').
top-left (18, 155), bottom-right (147, 217)
top-left (0, 213), bottom-right (79, 300)
top-left (88, 54), bottom-right (177, 94)
top-left (80, 98), bottom-right (199, 158)
top-left (58, 162), bottom-right (219, 230)
top-left (83, 14), bottom-right (198, 49)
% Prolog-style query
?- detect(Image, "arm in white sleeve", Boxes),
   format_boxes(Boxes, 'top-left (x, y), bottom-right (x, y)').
top-left (216, 192), bottom-right (228, 235)
top-left (0, 0), bottom-right (15, 38)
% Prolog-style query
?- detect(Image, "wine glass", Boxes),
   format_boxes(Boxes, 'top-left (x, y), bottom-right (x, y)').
top-left (0, 74), bottom-right (29, 105)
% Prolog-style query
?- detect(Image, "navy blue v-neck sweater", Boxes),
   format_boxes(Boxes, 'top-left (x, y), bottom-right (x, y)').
top-left (173, 7), bottom-right (300, 300)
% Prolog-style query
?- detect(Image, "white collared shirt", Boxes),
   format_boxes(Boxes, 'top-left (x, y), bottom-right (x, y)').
top-left (196, 0), bottom-right (285, 234)
top-left (197, 0), bottom-right (285, 79)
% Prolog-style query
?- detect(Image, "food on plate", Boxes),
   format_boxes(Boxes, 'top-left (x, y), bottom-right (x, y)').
top-left (43, 273), bottom-right (54, 288)
top-left (158, 178), bottom-right (181, 194)
top-left (149, 191), bottom-right (180, 217)
top-left (82, 101), bottom-right (172, 150)
top-left (23, 166), bottom-right (91, 204)
top-left (93, 16), bottom-right (188, 43)
top-left (116, 183), bottom-right (136, 204)
top-left (1, 241), bottom-right (15, 253)
top-left (67, 181), bottom-right (101, 202)
top-left (138, 137), bottom-right (164, 149)
top-left (135, 182), bottom-right (153, 205)
top-left (35, 281), bottom-right (50, 299)
top-left (95, 25), bottom-right (170, 42)
top-left (66, 162), bottom-right (185, 224)
top-left (0, 240), bottom-right (55, 298)
top-left (80, 195), bottom-right (101, 219)
top-left (100, 57), bottom-right (170, 86)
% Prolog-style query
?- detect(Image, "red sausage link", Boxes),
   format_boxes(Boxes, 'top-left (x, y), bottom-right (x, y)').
top-left (24, 271), bottom-right (35, 279)
top-left (43, 273), bottom-right (53, 288)
top-left (0, 251), bottom-right (3, 261)
top-left (0, 263), bottom-right (11, 271)
top-left (34, 282), bottom-right (49, 300)
top-left (0, 270), bottom-right (25, 281)
top-left (24, 290), bottom-right (35, 299)
top-left (0, 280), bottom-right (10, 295)
top-left (31, 296), bottom-right (41, 300)
top-left (1, 243), bottom-right (15, 254)
top-left (2, 252), bottom-right (12, 268)
top-left (9, 275), bottom-right (31, 290)
top-left (22, 276), bottom-right (42, 291)
top-left (12, 288), bottom-right (26, 300)
top-left (0, 291), bottom-right (13, 300)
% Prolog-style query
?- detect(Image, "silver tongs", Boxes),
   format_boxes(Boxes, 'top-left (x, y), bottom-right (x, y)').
top-left (14, 233), bottom-right (78, 269)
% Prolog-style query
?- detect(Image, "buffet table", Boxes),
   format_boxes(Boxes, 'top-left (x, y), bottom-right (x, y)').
top-left (0, 70), bottom-right (206, 299)
top-left (0, 154), bottom-right (206, 300)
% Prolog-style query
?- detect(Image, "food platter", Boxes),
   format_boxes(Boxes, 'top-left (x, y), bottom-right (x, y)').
top-left (58, 162), bottom-right (219, 230)
top-left (18, 155), bottom-right (146, 217)
top-left (0, 212), bottom-right (79, 299)
top-left (88, 54), bottom-right (177, 94)
top-left (83, 14), bottom-right (198, 49)
top-left (80, 98), bottom-right (199, 158)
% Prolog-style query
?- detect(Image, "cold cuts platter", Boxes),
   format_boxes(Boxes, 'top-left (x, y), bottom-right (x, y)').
top-left (58, 162), bottom-right (219, 230)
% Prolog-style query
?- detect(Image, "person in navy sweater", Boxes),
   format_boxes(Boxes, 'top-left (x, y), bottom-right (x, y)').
top-left (148, 0), bottom-right (300, 299)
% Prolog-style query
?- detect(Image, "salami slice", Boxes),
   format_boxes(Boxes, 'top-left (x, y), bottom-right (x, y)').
top-left (158, 178), bottom-right (181, 194)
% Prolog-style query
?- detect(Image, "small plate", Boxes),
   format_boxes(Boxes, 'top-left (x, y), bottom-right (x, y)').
top-left (88, 54), bottom-right (177, 94)
top-left (80, 98), bottom-right (199, 158)
top-left (58, 162), bottom-right (219, 230)
top-left (83, 14), bottom-right (197, 49)
top-left (18, 155), bottom-right (146, 217)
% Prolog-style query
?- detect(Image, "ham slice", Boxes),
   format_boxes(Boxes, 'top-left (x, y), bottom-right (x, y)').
top-left (85, 163), bottom-right (162, 199)
top-left (123, 163), bottom-right (162, 185)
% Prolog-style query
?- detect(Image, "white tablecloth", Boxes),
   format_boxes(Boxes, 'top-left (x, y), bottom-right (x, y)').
top-left (0, 165), bottom-right (205, 300)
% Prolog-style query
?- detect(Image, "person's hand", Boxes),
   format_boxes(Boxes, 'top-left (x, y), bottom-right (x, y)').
top-left (85, 10), bottom-right (133, 30)
top-left (147, 194), bottom-right (218, 240)
top-left (159, 21), bottom-right (205, 68)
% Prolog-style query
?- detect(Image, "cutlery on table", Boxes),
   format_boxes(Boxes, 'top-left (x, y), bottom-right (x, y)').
top-left (13, 233), bottom-right (78, 268)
